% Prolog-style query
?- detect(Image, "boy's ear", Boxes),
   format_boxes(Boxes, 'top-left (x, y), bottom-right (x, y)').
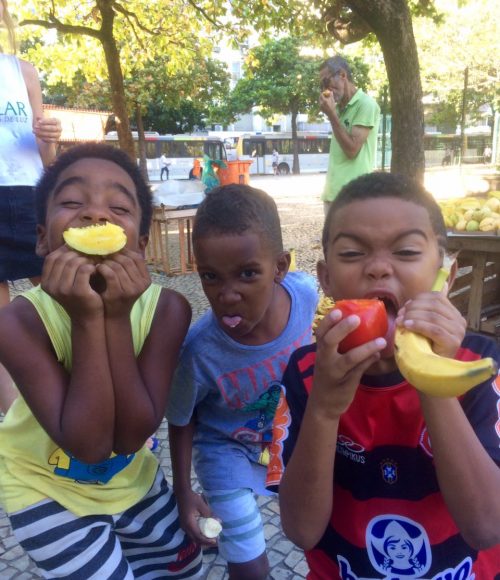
top-left (35, 225), bottom-right (49, 257)
top-left (274, 251), bottom-right (290, 283)
top-left (317, 258), bottom-right (331, 296)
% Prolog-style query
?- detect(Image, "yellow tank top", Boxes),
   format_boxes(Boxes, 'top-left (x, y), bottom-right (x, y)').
top-left (0, 284), bottom-right (162, 516)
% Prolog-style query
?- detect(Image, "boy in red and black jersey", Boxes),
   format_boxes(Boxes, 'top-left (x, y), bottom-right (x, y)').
top-left (267, 172), bottom-right (500, 579)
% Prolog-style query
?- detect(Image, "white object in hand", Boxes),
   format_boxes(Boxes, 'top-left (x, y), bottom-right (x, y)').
top-left (198, 517), bottom-right (222, 539)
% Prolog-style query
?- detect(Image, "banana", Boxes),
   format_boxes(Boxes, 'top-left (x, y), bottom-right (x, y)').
top-left (394, 328), bottom-right (497, 397)
top-left (394, 266), bottom-right (498, 397)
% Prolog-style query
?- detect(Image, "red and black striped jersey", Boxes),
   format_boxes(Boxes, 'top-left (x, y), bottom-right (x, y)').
top-left (267, 333), bottom-right (500, 579)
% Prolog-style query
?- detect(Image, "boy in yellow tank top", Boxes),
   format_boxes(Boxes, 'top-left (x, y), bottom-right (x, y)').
top-left (0, 143), bottom-right (202, 578)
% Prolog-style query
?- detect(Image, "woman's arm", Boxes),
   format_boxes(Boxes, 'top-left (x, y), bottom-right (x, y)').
top-left (20, 59), bottom-right (61, 167)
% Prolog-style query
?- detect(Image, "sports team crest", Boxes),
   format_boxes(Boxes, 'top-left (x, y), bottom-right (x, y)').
top-left (380, 458), bottom-right (398, 484)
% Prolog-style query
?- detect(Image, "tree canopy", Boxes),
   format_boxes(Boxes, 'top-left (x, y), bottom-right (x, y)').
top-left (16, 0), bottom-right (223, 156)
top-left (13, 0), bottom-right (499, 177)
top-left (231, 37), bottom-right (321, 173)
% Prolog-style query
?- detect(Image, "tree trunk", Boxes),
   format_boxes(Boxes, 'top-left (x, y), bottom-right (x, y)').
top-left (135, 104), bottom-right (149, 181)
top-left (291, 109), bottom-right (300, 174)
top-left (98, 1), bottom-right (135, 160)
top-left (337, 0), bottom-right (426, 181)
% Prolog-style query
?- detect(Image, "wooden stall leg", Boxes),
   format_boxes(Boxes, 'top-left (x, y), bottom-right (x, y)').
top-left (468, 256), bottom-right (486, 331)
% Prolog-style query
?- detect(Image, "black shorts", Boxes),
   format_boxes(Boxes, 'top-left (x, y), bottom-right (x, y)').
top-left (272, 162), bottom-right (278, 168)
top-left (0, 186), bottom-right (44, 282)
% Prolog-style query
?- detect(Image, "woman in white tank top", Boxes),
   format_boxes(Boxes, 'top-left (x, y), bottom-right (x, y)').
top-left (0, 0), bottom-right (61, 411)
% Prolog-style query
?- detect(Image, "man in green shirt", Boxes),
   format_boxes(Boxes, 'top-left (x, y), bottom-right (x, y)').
top-left (320, 56), bottom-right (380, 212)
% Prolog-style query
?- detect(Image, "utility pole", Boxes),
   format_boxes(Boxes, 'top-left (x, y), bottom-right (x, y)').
top-left (460, 67), bottom-right (469, 166)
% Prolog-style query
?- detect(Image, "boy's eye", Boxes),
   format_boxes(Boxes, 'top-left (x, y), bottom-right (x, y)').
top-left (199, 272), bottom-right (217, 282)
top-left (338, 250), bottom-right (364, 259)
top-left (394, 249), bottom-right (422, 257)
top-left (111, 206), bottom-right (130, 215)
top-left (60, 200), bottom-right (82, 208)
top-left (240, 269), bottom-right (257, 279)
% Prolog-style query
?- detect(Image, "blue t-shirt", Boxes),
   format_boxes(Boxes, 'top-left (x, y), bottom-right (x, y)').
top-left (167, 271), bottom-right (318, 491)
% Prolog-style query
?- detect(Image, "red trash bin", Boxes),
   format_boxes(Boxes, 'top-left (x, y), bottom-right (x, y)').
top-left (217, 160), bottom-right (253, 186)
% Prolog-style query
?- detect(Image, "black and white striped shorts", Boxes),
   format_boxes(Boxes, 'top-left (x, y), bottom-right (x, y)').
top-left (9, 469), bottom-right (203, 579)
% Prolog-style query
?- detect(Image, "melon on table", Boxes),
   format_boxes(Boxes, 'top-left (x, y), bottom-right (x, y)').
top-left (63, 223), bottom-right (127, 255)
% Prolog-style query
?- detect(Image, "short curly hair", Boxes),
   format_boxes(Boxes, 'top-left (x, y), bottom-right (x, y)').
top-left (322, 172), bottom-right (447, 257)
top-left (35, 143), bottom-right (153, 236)
top-left (193, 183), bottom-right (283, 255)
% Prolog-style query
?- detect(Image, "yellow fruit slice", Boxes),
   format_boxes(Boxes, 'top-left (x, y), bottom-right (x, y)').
top-left (63, 223), bottom-right (127, 255)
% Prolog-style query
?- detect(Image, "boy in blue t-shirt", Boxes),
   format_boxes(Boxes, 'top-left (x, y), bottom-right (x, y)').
top-left (167, 184), bottom-right (318, 579)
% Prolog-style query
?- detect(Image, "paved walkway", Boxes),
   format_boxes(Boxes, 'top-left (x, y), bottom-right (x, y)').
top-left (0, 174), bottom-right (324, 579)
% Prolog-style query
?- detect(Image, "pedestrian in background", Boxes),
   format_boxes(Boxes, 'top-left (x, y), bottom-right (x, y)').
top-left (319, 55), bottom-right (380, 214)
top-left (272, 148), bottom-right (280, 175)
top-left (483, 145), bottom-right (492, 164)
top-left (0, 0), bottom-right (61, 413)
top-left (160, 152), bottom-right (171, 180)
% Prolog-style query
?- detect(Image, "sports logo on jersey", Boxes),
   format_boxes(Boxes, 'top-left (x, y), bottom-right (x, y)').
top-left (380, 458), bottom-right (398, 484)
top-left (366, 515), bottom-right (431, 577)
top-left (336, 434), bottom-right (366, 464)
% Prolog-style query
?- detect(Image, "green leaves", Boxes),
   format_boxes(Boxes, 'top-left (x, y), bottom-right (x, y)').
top-left (231, 37), bottom-right (322, 122)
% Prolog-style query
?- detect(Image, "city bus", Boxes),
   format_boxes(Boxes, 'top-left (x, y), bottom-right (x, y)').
top-left (104, 132), bottom-right (228, 180)
top-left (423, 130), bottom-right (491, 166)
top-left (226, 127), bottom-right (491, 174)
top-left (226, 130), bottom-right (390, 175)
top-left (232, 132), bottom-right (331, 175)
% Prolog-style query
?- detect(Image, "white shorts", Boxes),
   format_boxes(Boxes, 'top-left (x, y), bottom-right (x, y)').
top-left (203, 487), bottom-right (266, 564)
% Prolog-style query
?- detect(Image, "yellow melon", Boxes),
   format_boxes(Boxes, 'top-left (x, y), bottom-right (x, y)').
top-left (63, 223), bottom-right (127, 255)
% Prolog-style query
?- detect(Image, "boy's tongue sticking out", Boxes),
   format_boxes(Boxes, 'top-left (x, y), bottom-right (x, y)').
top-left (222, 315), bottom-right (242, 329)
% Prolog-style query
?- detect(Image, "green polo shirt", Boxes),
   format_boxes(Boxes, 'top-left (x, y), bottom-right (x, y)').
top-left (322, 89), bottom-right (380, 202)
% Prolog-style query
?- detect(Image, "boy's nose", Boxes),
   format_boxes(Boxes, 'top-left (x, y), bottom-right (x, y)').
top-left (80, 206), bottom-right (111, 224)
top-left (365, 257), bottom-right (393, 279)
top-left (218, 284), bottom-right (241, 304)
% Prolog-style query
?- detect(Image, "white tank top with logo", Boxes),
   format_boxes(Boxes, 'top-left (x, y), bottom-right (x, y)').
top-left (0, 54), bottom-right (43, 186)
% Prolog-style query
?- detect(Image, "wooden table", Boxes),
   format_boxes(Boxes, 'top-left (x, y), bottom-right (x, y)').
top-left (146, 206), bottom-right (197, 275)
top-left (447, 233), bottom-right (500, 340)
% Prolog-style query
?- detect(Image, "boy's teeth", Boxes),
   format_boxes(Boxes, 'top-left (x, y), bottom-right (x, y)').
top-left (222, 316), bottom-right (242, 328)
